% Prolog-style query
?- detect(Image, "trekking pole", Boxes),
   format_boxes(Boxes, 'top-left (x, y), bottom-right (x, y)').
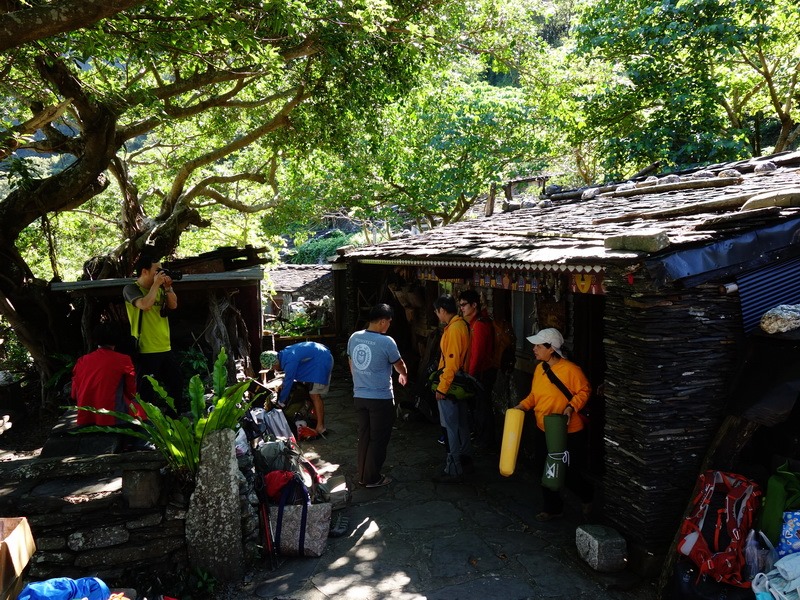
top-left (259, 499), bottom-right (279, 569)
top-left (255, 475), bottom-right (279, 569)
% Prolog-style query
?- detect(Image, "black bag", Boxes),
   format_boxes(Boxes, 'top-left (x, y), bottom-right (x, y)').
top-left (428, 369), bottom-right (483, 401)
top-left (671, 558), bottom-right (754, 600)
top-left (123, 307), bottom-right (143, 358)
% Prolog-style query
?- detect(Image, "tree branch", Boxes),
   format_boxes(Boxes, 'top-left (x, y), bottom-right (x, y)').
top-left (0, 0), bottom-right (146, 52)
top-left (161, 87), bottom-right (307, 212)
top-left (192, 187), bottom-right (280, 213)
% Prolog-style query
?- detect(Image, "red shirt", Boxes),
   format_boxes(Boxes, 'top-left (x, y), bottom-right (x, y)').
top-left (72, 348), bottom-right (138, 426)
top-left (466, 314), bottom-right (494, 376)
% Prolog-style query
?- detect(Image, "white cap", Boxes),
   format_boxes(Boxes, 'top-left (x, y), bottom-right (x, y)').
top-left (526, 328), bottom-right (564, 355)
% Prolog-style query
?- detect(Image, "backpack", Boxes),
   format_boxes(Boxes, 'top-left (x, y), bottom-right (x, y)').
top-left (678, 470), bottom-right (762, 588)
top-left (254, 437), bottom-right (302, 474)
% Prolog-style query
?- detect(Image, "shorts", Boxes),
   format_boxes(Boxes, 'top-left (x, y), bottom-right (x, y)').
top-left (308, 382), bottom-right (330, 396)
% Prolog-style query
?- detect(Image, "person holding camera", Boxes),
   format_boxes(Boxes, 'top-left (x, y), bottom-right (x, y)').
top-left (123, 252), bottom-right (183, 414)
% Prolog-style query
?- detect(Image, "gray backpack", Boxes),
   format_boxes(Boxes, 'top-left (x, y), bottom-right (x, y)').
top-left (254, 437), bottom-right (301, 474)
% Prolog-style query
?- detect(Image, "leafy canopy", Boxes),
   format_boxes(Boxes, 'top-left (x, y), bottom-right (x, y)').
top-left (573, 0), bottom-right (800, 177)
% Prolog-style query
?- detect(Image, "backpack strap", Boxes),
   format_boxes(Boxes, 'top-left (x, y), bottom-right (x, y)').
top-left (541, 362), bottom-right (573, 403)
top-left (274, 474), bottom-right (311, 555)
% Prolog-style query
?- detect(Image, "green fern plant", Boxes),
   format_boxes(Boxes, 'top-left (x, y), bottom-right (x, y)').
top-left (76, 348), bottom-right (253, 482)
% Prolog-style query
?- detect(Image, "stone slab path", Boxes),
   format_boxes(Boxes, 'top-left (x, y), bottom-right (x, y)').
top-left (222, 367), bottom-right (659, 600)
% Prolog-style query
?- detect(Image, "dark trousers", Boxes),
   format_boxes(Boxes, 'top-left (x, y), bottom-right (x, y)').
top-left (135, 351), bottom-right (184, 415)
top-left (533, 425), bottom-right (593, 514)
top-left (471, 368), bottom-right (497, 450)
top-left (354, 396), bottom-right (395, 486)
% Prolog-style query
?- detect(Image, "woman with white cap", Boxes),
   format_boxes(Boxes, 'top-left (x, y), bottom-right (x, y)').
top-left (512, 328), bottom-right (593, 521)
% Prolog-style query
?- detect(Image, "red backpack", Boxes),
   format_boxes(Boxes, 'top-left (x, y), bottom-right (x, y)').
top-left (678, 470), bottom-right (762, 588)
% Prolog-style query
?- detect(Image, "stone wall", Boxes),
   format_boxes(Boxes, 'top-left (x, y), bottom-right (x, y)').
top-left (0, 451), bottom-right (187, 586)
top-left (601, 266), bottom-right (744, 564)
top-left (0, 447), bottom-right (260, 589)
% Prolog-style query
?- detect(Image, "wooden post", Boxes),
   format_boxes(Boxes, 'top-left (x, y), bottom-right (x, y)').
top-left (485, 183), bottom-right (496, 217)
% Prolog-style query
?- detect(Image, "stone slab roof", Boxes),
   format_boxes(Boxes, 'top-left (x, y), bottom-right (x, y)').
top-left (340, 151), bottom-right (800, 272)
top-left (268, 264), bottom-right (332, 293)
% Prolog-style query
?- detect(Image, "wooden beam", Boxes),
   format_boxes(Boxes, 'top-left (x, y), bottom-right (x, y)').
top-left (592, 193), bottom-right (757, 225)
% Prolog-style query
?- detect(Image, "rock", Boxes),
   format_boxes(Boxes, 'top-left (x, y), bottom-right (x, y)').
top-left (638, 176), bottom-right (659, 187)
top-left (605, 230), bottom-right (670, 253)
top-left (123, 469), bottom-right (162, 509)
top-left (68, 525), bottom-right (130, 551)
top-left (545, 184), bottom-right (562, 195)
top-left (740, 187), bottom-right (800, 211)
top-left (576, 524), bottom-right (627, 572)
top-left (185, 429), bottom-right (244, 582)
top-left (760, 304), bottom-right (800, 334)
top-left (754, 161), bottom-right (777, 173)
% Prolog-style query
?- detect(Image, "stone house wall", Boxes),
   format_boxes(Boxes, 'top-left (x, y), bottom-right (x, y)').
top-left (0, 448), bottom-right (258, 588)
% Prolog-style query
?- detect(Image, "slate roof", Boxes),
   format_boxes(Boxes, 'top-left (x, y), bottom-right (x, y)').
top-left (340, 151), bottom-right (800, 278)
top-left (267, 264), bottom-right (332, 293)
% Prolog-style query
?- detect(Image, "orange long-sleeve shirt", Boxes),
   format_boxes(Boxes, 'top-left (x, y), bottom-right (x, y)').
top-left (518, 358), bottom-right (590, 433)
top-left (436, 315), bottom-right (470, 395)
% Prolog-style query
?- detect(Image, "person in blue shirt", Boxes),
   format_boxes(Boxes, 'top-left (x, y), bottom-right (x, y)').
top-left (347, 304), bottom-right (408, 488)
top-left (261, 342), bottom-right (334, 436)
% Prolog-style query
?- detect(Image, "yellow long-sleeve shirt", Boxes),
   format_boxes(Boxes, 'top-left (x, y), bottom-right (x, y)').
top-left (436, 315), bottom-right (470, 395)
top-left (518, 358), bottom-right (590, 433)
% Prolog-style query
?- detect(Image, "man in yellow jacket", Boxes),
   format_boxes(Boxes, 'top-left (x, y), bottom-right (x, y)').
top-left (432, 294), bottom-right (473, 483)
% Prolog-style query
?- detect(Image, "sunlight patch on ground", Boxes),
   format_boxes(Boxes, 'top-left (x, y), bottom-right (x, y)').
top-left (318, 517), bottom-right (413, 598)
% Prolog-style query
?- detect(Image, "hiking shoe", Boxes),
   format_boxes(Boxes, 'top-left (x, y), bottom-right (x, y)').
top-left (329, 513), bottom-right (349, 538)
top-left (365, 475), bottom-right (392, 488)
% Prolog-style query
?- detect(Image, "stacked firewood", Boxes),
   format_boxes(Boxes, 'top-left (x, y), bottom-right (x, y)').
top-left (600, 267), bottom-right (743, 550)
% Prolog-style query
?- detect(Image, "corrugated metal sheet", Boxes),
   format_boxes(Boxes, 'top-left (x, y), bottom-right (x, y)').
top-left (736, 255), bottom-right (800, 331)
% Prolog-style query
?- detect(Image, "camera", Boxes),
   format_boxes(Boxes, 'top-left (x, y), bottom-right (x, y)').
top-left (157, 267), bottom-right (183, 280)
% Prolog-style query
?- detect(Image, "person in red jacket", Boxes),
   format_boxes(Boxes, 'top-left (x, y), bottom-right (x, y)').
top-left (458, 289), bottom-right (496, 450)
top-left (72, 323), bottom-right (141, 426)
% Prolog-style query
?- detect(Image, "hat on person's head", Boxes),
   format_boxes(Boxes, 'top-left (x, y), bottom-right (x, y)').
top-left (526, 328), bottom-right (564, 355)
top-left (260, 351), bottom-right (279, 369)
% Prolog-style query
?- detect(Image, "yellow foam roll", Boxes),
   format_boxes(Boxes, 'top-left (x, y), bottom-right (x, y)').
top-left (499, 408), bottom-right (525, 476)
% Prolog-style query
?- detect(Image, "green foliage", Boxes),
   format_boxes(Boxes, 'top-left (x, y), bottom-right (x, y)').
top-left (572, 0), bottom-right (800, 176)
top-left (76, 348), bottom-right (253, 482)
top-left (266, 312), bottom-right (324, 337)
top-left (290, 230), bottom-right (354, 264)
top-left (178, 348), bottom-right (211, 381)
top-left (0, 317), bottom-right (33, 377)
top-left (270, 58), bottom-right (553, 230)
top-left (43, 353), bottom-right (76, 392)
top-left (185, 566), bottom-right (217, 597)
